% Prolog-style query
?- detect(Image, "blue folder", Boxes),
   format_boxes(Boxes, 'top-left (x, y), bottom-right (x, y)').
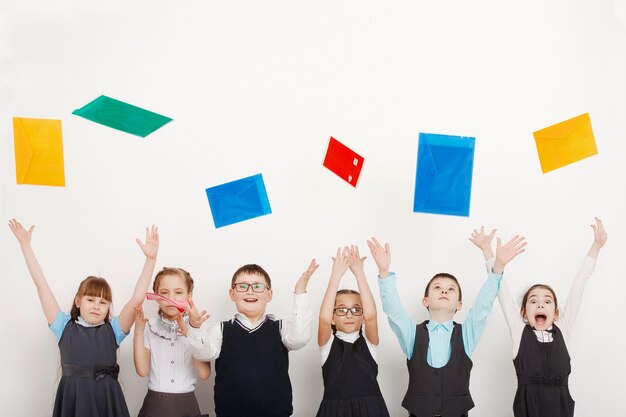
top-left (206, 173), bottom-right (272, 228)
top-left (413, 133), bottom-right (475, 217)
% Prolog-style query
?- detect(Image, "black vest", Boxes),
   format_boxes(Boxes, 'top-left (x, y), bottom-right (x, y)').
top-left (402, 321), bottom-right (474, 417)
top-left (513, 324), bottom-right (574, 417)
top-left (316, 334), bottom-right (390, 417)
top-left (215, 318), bottom-right (292, 417)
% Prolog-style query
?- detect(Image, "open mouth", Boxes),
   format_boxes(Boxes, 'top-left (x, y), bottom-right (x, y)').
top-left (244, 298), bottom-right (258, 303)
top-left (534, 313), bottom-right (547, 326)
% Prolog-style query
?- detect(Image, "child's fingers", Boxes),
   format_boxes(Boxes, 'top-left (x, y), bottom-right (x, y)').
top-left (372, 237), bottom-right (382, 248)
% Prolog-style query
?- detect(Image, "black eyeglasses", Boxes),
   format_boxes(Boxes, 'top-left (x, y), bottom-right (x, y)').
top-left (232, 282), bottom-right (269, 293)
top-left (333, 307), bottom-right (364, 316)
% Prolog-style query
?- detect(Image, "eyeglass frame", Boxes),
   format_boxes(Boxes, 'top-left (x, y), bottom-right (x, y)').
top-left (333, 306), bottom-right (364, 316)
top-left (232, 282), bottom-right (270, 293)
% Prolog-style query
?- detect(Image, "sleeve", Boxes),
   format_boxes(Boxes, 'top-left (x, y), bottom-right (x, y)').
top-left (49, 311), bottom-right (71, 342)
top-left (461, 270), bottom-right (502, 357)
top-left (497, 271), bottom-right (526, 357)
top-left (558, 256), bottom-right (596, 342)
top-left (186, 321), bottom-right (223, 361)
top-left (281, 292), bottom-right (313, 351)
top-left (143, 322), bottom-right (151, 350)
top-left (377, 273), bottom-right (416, 359)
top-left (109, 316), bottom-right (130, 346)
top-left (319, 333), bottom-right (334, 365)
top-left (363, 333), bottom-right (379, 364)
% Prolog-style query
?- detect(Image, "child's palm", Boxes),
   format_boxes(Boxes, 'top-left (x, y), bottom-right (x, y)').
top-left (469, 226), bottom-right (496, 249)
top-left (136, 225), bottom-right (159, 259)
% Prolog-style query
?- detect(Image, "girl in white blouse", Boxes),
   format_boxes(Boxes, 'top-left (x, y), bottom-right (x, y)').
top-left (134, 267), bottom-right (211, 417)
top-left (470, 218), bottom-right (607, 417)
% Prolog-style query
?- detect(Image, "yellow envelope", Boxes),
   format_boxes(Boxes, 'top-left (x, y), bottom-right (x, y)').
top-left (533, 113), bottom-right (597, 173)
top-left (13, 117), bottom-right (65, 186)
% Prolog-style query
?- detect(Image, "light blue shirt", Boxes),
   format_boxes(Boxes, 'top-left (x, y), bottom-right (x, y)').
top-left (49, 311), bottom-right (128, 346)
top-left (378, 271), bottom-right (502, 367)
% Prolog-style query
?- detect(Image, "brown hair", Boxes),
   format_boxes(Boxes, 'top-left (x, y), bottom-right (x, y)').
top-left (70, 276), bottom-right (113, 322)
top-left (520, 284), bottom-right (558, 318)
top-left (153, 267), bottom-right (195, 293)
top-left (423, 273), bottom-right (463, 301)
top-left (231, 264), bottom-right (271, 289)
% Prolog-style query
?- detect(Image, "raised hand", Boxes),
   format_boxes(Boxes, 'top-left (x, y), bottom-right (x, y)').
top-left (294, 258), bottom-right (319, 294)
top-left (588, 217), bottom-right (608, 259)
top-left (348, 245), bottom-right (367, 276)
top-left (134, 305), bottom-right (147, 335)
top-left (136, 225), bottom-right (159, 259)
top-left (366, 237), bottom-right (391, 278)
top-left (8, 218), bottom-right (34, 246)
top-left (493, 235), bottom-right (527, 274)
top-left (331, 246), bottom-right (352, 279)
top-left (183, 297), bottom-right (210, 331)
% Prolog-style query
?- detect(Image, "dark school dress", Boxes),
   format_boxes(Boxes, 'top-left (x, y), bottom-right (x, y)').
top-left (403, 321), bottom-right (474, 417)
top-left (214, 318), bottom-right (292, 417)
top-left (513, 324), bottom-right (574, 417)
top-left (316, 333), bottom-right (390, 417)
top-left (53, 320), bottom-right (129, 417)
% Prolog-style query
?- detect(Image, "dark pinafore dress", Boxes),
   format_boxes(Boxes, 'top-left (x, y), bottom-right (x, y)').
top-left (53, 320), bottom-right (129, 417)
top-left (316, 333), bottom-right (389, 417)
top-left (513, 324), bottom-right (574, 417)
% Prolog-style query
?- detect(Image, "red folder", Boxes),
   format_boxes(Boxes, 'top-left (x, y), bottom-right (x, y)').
top-left (322, 137), bottom-right (364, 187)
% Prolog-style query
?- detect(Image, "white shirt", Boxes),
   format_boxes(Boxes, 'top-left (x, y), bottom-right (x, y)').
top-left (144, 316), bottom-right (198, 393)
top-left (319, 331), bottom-right (378, 365)
top-left (187, 292), bottom-right (313, 361)
top-left (495, 256), bottom-right (596, 357)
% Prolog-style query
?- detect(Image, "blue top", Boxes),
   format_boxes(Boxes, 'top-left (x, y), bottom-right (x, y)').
top-left (378, 271), bottom-right (502, 367)
top-left (49, 310), bottom-right (128, 346)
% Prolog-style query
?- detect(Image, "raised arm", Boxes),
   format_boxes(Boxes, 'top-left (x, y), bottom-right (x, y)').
top-left (133, 306), bottom-right (151, 377)
top-left (118, 225), bottom-right (159, 333)
top-left (469, 226), bottom-right (496, 262)
top-left (319, 248), bottom-right (351, 347)
top-left (368, 237), bottom-right (416, 358)
top-left (349, 245), bottom-right (379, 345)
top-left (9, 219), bottom-right (60, 324)
top-left (282, 259), bottom-right (318, 350)
top-left (559, 217), bottom-right (607, 336)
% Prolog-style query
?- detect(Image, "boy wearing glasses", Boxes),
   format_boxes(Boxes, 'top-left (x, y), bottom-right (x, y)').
top-left (184, 261), bottom-right (319, 417)
top-left (367, 233), bottom-right (525, 417)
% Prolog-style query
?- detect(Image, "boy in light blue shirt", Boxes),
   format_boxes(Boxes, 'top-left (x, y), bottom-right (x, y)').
top-left (367, 231), bottom-right (526, 417)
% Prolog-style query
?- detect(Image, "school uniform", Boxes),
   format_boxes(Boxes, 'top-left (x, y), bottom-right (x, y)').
top-left (316, 331), bottom-right (389, 417)
top-left (497, 255), bottom-right (597, 417)
top-left (137, 316), bottom-right (205, 417)
top-left (186, 293), bottom-right (313, 417)
top-left (378, 270), bottom-right (502, 417)
top-left (50, 312), bottom-right (129, 417)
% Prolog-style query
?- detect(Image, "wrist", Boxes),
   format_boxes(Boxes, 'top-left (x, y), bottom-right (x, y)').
top-left (378, 270), bottom-right (390, 278)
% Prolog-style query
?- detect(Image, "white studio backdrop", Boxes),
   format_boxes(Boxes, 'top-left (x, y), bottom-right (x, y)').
top-left (1, 1), bottom-right (625, 416)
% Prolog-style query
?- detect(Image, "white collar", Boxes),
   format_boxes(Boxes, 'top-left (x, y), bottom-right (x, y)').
top-left (335, 330), bottom-right (360, 344)
top-left (148, 315), bottom-right (187, 340)
top-left (76, 315), bottom-right (105, 327)
top-left (232, 312), bottom-right (276, 330)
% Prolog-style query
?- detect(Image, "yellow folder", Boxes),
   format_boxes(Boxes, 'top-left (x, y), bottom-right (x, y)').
top-left (13, 117), bottom-right (65, 186)
top-left (533, 113), bottom-right (597, 174)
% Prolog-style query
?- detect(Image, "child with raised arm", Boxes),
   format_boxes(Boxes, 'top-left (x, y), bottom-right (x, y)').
top-left (369, 235), bottom-right (525, 417)
top-left (471, 218), bottom-right (607, 417)
top-left (317, 246), bottom-right (389, 417)
top-left (8, 219), bottom-right (159, 417)
top-left (181, 260), bottom-right (319, 417)
top-left (133, 267), bottom-right (211, 417)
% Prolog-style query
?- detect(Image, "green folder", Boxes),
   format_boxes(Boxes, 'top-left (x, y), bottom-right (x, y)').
top-left (72, 95), bottom-right (172, 137)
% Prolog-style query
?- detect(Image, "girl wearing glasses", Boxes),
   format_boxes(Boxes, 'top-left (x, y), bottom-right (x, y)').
top-left (316, 245), bottom-right (390, 417)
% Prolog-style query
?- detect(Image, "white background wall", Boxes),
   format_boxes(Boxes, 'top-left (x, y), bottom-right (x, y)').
top-left (2, 1), bottom-right (625, 416)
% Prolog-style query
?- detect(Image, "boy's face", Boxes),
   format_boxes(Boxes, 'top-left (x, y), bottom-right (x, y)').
top-left (523, 288), bottom-right (558, 330)
top-left (422, 277), bottom-right (462, 314)
top-left (229, 272), bottom-right (272, 321)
